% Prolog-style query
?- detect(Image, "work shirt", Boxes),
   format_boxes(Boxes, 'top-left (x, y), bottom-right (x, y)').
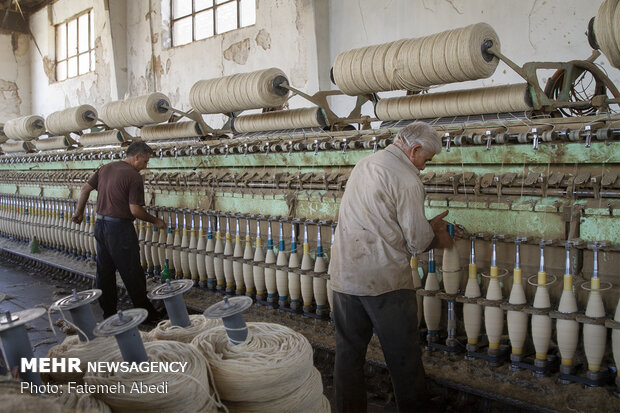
top-left (328, 144), bottom-right (434, 296)
top-left (87, 161), bottom-right (145, 220)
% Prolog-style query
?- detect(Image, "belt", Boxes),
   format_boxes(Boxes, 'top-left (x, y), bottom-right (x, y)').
top-left (97, 214), bottom-right (132, 222)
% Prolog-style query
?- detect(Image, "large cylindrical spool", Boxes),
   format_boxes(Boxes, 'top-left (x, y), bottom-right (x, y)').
top-left (45, 105), bottom-right (97, 135)
top-left (1, 140), bottom-right (33, 153)
top-left (4, 115), bottom-right (45, 141)
top-left (423, 271), bottom-right (441, 332)
top-left (79, 130), bottom-right (125, 147)
top-left (33, 136), bottom-right (71, 151)
top-left (593, 0), bottom-right (620, 69)
top-left (189, 68), bottom-right (289, 114)
top-left (333, 23), bottom-right (500, 95)
top-left (101, 92), bottom-right (172, 128)
top-left (140, 121), bottom-right (204, 141)
top-left (376, 83), bottom-right (532, 121)
top-left (232, 107), bottom-right (327, 133)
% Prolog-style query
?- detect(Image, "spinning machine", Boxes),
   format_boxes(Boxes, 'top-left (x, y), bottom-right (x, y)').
top-left (1, 2), bottom-right (620, 409)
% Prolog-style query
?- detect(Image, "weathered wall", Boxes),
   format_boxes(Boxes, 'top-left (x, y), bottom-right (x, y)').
top-left (0, 33), bottom-right (31, 122)
top-left (327, 0), bottom-right (620, 117)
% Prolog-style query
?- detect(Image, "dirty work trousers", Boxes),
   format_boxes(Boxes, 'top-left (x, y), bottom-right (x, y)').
top-left (95, 217), bottom-right (157, 319)
top-left (333, 289), bottom-right (427, 412)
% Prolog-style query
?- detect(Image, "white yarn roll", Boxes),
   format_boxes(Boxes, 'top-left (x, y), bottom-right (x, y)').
top-left (140, 121), bottom-right (204, 141)
top-left (333, 23), bottom-right (500, 95)
top-left (594, 0), bottom-right (620, 69)
top-left (101, 93), bottom-right (172, 128)
top-left (34, 136), bottom-right (71, 151)
top-left (226, 367), bottom-right (328, 413)
top-left (1, 140), bottom-right (32, 153)
top-left (191, 322), bottom-right (314, 403)
top-left (190, 68), bottom-right (289, 114)
top-left (55, 386), bottom-right (112, 413)
top-left (45, 105), bottom-right (98, 135)
top-left (79, 130), bottom-right (125, 147)
top-left (148, 314), bottom-right (222, 343)
top-left (4, 115), bottom-right (45, 140)
top-left (84, 340), bottom-right (221, 413)
top-left (233, 107), bottom-right (326, 133)
top-left (376, 83), bottom-right (531, 120)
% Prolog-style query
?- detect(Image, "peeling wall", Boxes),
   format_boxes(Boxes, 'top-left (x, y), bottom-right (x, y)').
top-left (0, 33), bottom-right (31, 122)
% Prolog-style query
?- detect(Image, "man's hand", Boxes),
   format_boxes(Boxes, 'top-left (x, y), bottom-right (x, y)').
top-left (153, 217), bottom-right (166, 230)
top-left (71, 211), bottom-right (84, 224)
top-left (429, 210), bottom-right (449, 232)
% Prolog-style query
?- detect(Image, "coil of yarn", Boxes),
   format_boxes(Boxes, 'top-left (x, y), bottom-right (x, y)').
top-left (101, 93), bottom-right (172, 128)
top-left (594, 0), bottom-right (620, 69)
top-left (191, 322), bottom-right (314, 403)
top-left (1, 140), bottom-right (33, 153)
top-left (375, 83), bottom-right (531, 121)
top-left (190, 68), bottom-right (289, 114)
top-left (226, 368), bottom-right (329, 413)
top-left (148, 314), bottom-right (221, 343)
top-left (84, 340), bottom-right (221, 413)
top-left (45, 105), bottom-right (98, 135)
top-left (232, 107), bottom-right (327, 133)
top-left (333, 23), bottom-right (500, 95)
top-left (140, 121), bottom-right (204, 141)
top-left (4, 115), bottom-right (46, 141)
top-left (0, 375), bottom-right (72, 413)
top-left (54, 386), bottom-right (112, 413)
top-left (79, 130), bottom-right (125, 147)
top-left (42, 333), bottom-right (152, 384)
top-left (33, 136), bottom-right (71, 151)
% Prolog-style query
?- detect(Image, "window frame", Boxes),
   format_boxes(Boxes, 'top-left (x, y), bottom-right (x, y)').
top-left (55, 9), bottom-right (95, 82)
top-left (170, 0), bottom-right (254, 47)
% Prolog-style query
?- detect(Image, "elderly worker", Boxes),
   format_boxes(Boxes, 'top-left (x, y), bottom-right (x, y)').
top-left (72, 141), bottom-right (166, 323)
top-left (329, 121), bottom-right (459, 412)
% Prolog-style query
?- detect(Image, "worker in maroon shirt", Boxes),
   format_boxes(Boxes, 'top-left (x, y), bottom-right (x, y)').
top-left (72, 141), bottom-right (166, 323)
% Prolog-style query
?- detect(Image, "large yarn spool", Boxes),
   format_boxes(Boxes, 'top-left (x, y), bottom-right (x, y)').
top-left (0, 378), bottom-right (73, 413)
top-left (594, 0), bottom-right (620, 69)
top-left (33, 136), bottom-right (71, 151)
top-left (42, 333), bottom-right (152, 383)
top-left (45, 105), bottom-right (97, 135)
top-left (232, 107), bottom-right (327, 133)
top-left (189, 68), bottom-right (289, 114)
top-left (79, 130), bottom-right (125, 147)
top-left (1, 140), bottom-right (33, 153)
top-left (148, 314), bottom-right (221, 343)
top-left (4, 115), bottom-right (45, 141)
top-left (101, 93), bottom-right (172, 128)
top-left (191, 322), bottom-right (315, 403)
top-left (376, 83), bottom-right (531, 121)
top-left (140, 121), bottom-right (203, 141)
top-left (84, 340), bottom-right (221, 413)
top-left (333, 23), bottom-right (500, 95)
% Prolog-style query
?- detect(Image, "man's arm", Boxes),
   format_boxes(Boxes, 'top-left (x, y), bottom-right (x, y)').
top-left (71, 183), bottom-right (94, 224)
top-left (129, 204), bottom-right (166, 229)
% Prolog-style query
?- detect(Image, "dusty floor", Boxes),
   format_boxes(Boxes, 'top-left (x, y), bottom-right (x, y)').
top-left (1, 237), bottom-right (620, 412)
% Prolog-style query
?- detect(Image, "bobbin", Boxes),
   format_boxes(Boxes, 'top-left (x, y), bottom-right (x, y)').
top-left (0, 307), bottom-right (46, 386)
top-left (148, 279), bottom-right (193, 328)
top-left (203, 296), bottom-right (253, 345)
top-left (93, 309), bottom-right (148, 363)
top-left (51, 288), bottom-right (102, 341)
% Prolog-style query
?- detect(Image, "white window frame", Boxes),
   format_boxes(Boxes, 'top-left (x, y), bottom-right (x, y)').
top-left (55, 9), bottom-right (95, 82)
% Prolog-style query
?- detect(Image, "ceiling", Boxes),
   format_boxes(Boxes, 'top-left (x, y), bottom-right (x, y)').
top-left (0, 0), bottom-right (53, 34)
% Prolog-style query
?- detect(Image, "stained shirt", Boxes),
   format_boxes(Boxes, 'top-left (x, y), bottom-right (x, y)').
top-left (328, 144), bottom-right (434, 296)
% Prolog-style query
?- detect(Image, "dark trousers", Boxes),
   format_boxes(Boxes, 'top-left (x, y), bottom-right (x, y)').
top-left (95, 219), bottom-right (157, 319)
top-left (333, 289), bottom-right (427, 413)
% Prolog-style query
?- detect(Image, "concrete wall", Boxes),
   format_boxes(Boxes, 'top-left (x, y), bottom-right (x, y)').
top-left (0, 33), bottom-right (31, 123)
top-left (4, 0), bottom-right (616, 122)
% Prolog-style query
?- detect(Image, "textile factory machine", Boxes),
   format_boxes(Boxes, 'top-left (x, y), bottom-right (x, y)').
top-left (0, 1), bottom-right (620, 407)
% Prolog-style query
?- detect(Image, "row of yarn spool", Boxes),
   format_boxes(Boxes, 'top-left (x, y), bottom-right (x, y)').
top-left (593, 0), bottom-right (620, 70)
top-left (375, 83), bottom-right (532, 121)
top-left (140, 121), bottom-right (203, 141)
top-left (189, 68), bottom-right (290, 114)
top-left (41, 294), bottom-right (328, 412)
top-left (232, 107), bottom-right (326, 133)
top-left (100, 92), bottom-right (172, 129)
top-left (332, 23), bottom-right (500, 95)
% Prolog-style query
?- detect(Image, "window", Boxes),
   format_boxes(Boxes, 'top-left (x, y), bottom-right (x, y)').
top-left (171, 0), bottom-right (256, 47)
top-left (55, 10), bottom-right (95, 82)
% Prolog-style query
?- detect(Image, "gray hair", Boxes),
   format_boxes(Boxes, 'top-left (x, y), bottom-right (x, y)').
top-left (394, 121), bottom-right (442, 155)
